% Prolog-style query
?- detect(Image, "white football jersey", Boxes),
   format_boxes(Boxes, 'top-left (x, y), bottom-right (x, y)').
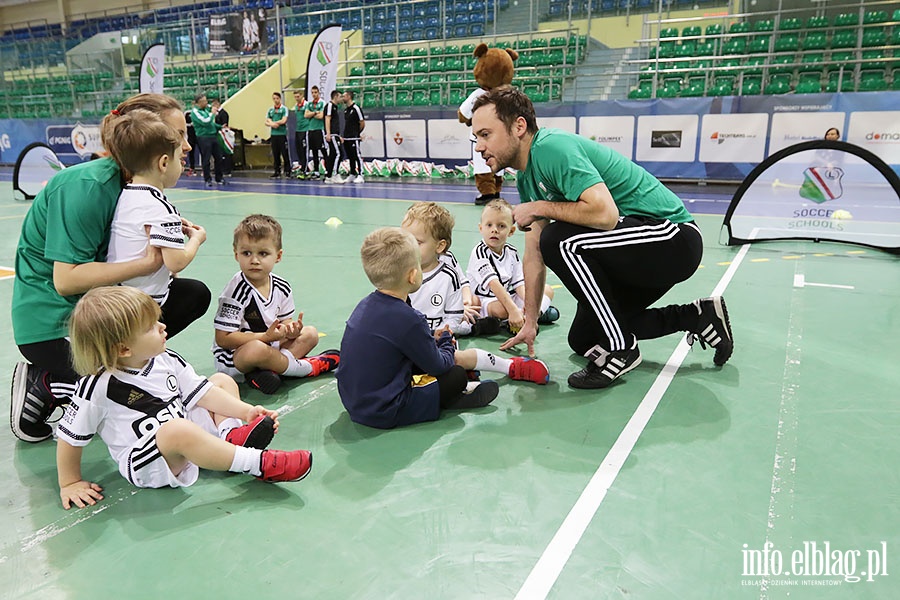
top-left (56, 350), bottom-right (213, 481)
top-left (212, 271), bottom-right (295, 372)
top-left (107, 184), bottom-right (184, 304)
top-left (467, 241), bottom-right (524, 300)
top-left (409, 260), bottom-right (470, 334)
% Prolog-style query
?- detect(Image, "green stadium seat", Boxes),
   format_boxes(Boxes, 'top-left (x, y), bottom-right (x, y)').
top-left (694, 41), bottom-right (716, 56)
top-left (728, 22), bottom-right (749, 34)
top-left (413, 47), bottom-right (428, 56)
top-left (795, 73), bottom-right (822, 93)
top-left (705, 24), bottom-right (723, 37)
top-left (743, 56), bottom-right (767, 75)
top-left (834, 13), bottom-right (859, 28)
top-left (657, 81), bottom-right (680, 98)
top-left (748, 36), bottom-right (771, 53)
top-left (806, 16), bottom-right (829, 29)
top-left (708, 77), bottom-right (734, 96)
top-left (829, 50), bottom-right (854, 64)
top-left (682, 26), bottom-right (701, 38)
top-left (769, 55), bottom-right (796, 74)
top-left (722, 38), bottom-right (746, 54)
top-left (858, 72), bottom-right (888, 91)
top-left (365, 51), bottom-right (379, 60)
top-left (382, 50), bottom-right (394, 59)
top-left (362, 90), bottom-right (380, 107)
top-left (395, 89), bottom-right (412, 105)
top-left (764, 75), bottom-right (792, 94)
top-left (802, 32), bottom-right (828, 50)
top-left (660, 27), bottom-right (679, 38)
top-left (628, 86), bottom-right (652, 100)
top-left (741, 76), bottom-right (762, 95)
top-left (863, 10), bottom-right (888, 24)
top-left (676, 42), bottom-right (696, 58)
top-left (862, 29), bottom-right (886, 47)
top-left (891, 76), bottom-right (900, 91)
top-left (679, 77), bottom-right (705, 97)
top-left (752, 19), bottom-right (774, 32)
top-left (826, 70), bottom-right (856, 92)
top-left (399, 48), bottom-right (413, 58)
top-left (830, 30), bottom-right (857, 49)
top-left (775, 34), bottom-right (800, 52)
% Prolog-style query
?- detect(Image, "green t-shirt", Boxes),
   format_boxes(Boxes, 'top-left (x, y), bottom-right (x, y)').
top-left (267, 105), bottom-right (288, 136)
top-left (516, 128), bottom-right (693, 224)
top-left (191, 106), bottom-right (220, 137)
top-left (12, 157), bottom-right (124, 345)
top-left (304, 99), bottom-right (326, 131)
top-left (294, 102), bottom-right (310, 133)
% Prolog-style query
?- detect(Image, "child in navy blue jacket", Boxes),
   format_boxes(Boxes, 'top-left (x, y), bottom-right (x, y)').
top-left (337, 227), bottom-right (498, 429)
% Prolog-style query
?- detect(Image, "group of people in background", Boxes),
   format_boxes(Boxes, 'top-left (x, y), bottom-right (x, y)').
top-left (184, 94), bottom-right (232, 185)
top-left (266, 87), bottom-right (366, 184)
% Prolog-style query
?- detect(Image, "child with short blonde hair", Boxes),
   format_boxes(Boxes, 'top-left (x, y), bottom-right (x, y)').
top-left (467, 198), bottom-right (558, 332)
top-left (212, 214), bottom-right (339, 395)
top-left (337, 227), bottom-right (499, 429)
top-left (57, 287), bottom-right (312, 510)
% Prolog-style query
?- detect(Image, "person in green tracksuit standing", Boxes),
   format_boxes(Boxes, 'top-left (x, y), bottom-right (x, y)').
top-left (192, 93), bottom-right (224, 187)
top-left (303, 86), bottom-right (326, 180)
top-left (265, 91), bottom-right (290, 178)
top-left (291, 90), bottom-right (309, 178)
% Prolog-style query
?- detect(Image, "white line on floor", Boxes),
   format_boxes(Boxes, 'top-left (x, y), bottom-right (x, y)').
top-left (515, 242), bottom-right (752, 600)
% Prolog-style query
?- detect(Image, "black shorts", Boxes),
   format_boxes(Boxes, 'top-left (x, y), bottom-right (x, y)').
top-left (307, 130), bottom-right (324, 150)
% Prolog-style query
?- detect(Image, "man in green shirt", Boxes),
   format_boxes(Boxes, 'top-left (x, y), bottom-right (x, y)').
top-left (470, 88), bottom-right (734, 389)
top-left (191, 93), bottom-right (224, 187)
top-left (265, 91), bottom-right (290, 177)
top-left (291, 89), bottom-right (309, 178)
top-left (303, 86), bottom-right (327, 179)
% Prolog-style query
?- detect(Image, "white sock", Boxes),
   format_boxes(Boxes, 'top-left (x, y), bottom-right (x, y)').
top-left (280, 349), bottom-right (313, 377)
top-left (217, 417), bottom-right (243, 439)
top-left (229, 445), bottom-right (263, 476)
top-left (474, 349), bottom-right (512, 376)
top-left (540, 294), bottom-right (552, 314)
top-left (465, 381), bottom-right (480, 393)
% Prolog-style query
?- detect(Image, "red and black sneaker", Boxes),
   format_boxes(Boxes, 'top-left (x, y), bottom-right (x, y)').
top-left (246, 369), bottom-right (282, 395)
top-left (257, 449), bottom-right (313, 482)
top-left (225, 415), bottom-right (276, 449)
top-left (307, 349), bottom-right (340, 377)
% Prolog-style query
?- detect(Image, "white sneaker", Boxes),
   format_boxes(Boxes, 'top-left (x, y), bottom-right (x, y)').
top-left (354, 174), bottom-right (365, 183)
top-left (327, 174), bottom-right (345, 184)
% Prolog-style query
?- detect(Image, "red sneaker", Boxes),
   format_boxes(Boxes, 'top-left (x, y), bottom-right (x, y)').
top-left (509, 357), bottom-right (550, 385)
top-left (257, 449), bottom-right (313, 482)
top-left (225, 415), bottom-right (275, 449)
top-left (306, 349), bottom-right (340, 377)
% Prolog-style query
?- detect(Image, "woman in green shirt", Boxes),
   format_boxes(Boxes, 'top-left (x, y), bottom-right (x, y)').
top-left (11, 94), bottom-right (211, 443)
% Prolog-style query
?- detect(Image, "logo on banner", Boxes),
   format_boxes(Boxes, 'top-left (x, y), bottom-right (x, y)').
top-left (144, 57), bottom-right (159, 79)
top-left (0, 133), bottom-right (10, 151)
top-left (864, 130), bottom-right (900, 143)
top-left (651, 130), bottom-right (682, 148)
top-left (316, 41), bottom-right (334, 66)
top-left (710, 131), bottom-right (756, 145)
top-left (799, 167), bottom-right (844, 203)
top-left (394, 132), bottom-right (404, 145)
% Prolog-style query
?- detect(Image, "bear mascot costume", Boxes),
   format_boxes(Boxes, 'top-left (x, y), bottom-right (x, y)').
top-left (458, 43), bottom-right (519, 205)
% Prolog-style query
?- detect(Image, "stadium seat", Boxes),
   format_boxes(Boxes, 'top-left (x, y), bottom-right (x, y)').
top-left (863, 10), bottom-right (888, 24)
top-left (802, 32), bottom-right (828, 50)
top-left (740, 76), bottom-right (762, 95)
top-left (748, 36), bottom-right (771, 53)
top-left (774, 35), bottom-right (800, 52)
top-left (830, 30), bottom-right (857, 49)
top-left (862, 29), bottom-right (886, 47)
top-left (806, 15), bottom-right (829, 29)
top-left (752, 19), bottom-right (774, 32)
top-left (858, 72), bottom-right (888, 91)
top-left (679, 77), bottom-right (705, 97)
top-left (764, 75), bottom-right (792, 94)
top-left (833, 13), bottom-right (859, 28)
top-left (778, 17), bottom-right (802, 30)
top-left (795, 74), bottom-right (822, 93)
top-left (681, 26), bottom-right (701, 38)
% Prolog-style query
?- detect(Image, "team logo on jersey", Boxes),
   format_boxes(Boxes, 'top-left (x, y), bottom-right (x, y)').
top-left (163, 221), bottom-right (183, 237)
top-left (430, 293), bottom-right (443, 307)
top-left (166, 375), bottom-right (178, 392)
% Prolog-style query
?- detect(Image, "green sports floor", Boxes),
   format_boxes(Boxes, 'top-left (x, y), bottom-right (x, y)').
top-left (0, 178), bottom-right (898, 599)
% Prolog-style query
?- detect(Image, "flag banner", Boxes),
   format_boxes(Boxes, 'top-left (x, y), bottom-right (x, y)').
top-left (139, 44), bottom-right (165, 94)
top-left (306, 24), bottom-right (342, 100)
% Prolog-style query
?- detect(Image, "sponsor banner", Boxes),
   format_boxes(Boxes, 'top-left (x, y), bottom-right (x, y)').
top-left (306, 25), bottom-right (341, 101)
top-left (769, 111), bottom-right (845, 156)
top-left (427, 119), bottom-right (471, 159)
top-left (361, 120), bottom-right (385, 159)
top-left (847, 110), bottom-right (900, 165)
top-left (636, 114), bottom-right (699, 162)
top-left (699, 113), bottom-right (768, 163)
top-left (539, 116), bottom-right (577, 134)
top-left (139, 43), bottom-right (165, 94)
top-left (385, 119), bottom-right (426, 159)
top-left (578, 116), bottom-right (636, 159)
top-left (46, 123), bottom-right (103, 159)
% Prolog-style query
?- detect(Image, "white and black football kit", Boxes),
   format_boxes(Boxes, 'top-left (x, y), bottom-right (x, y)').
top-left (212, 271), bottom-right (295, 378)
top-left (56, 350), bottom-right (222, 488)
top-left (107, 184), bottom-right (185, 305)
top-left (467, 241), bottom-right (526, 318)
top-left (409, 259), bottom-right (471, 335)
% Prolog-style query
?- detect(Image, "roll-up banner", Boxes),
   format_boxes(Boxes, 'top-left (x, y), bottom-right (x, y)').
top-left (306, 24), bottom-right (341, 100)
top-left (139, 43), bottom-right (165, 94)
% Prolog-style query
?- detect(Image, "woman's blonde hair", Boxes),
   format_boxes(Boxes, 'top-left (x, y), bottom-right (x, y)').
top-left (360, 227), bottom-right (419, 290)
top-left (100, 93), bottom-right (183, 176)
top-left (69, 286), bottom-right (162, 375)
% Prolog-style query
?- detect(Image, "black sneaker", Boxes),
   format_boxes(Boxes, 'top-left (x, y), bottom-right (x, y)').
top-left (445, 380), bottom-right (499, 410)
top-left (470, 316), bottom-right (502, 336)
top-left (567, 338), bottom-right (642, 389)
top-left (538, 306), bottom-right (560, 324)
top-left (269, 172), bottom-right (281, 179)
top-left (246, 369), bottom-right (282, 395)
top-left (688, 296), bottom-right (734, 366)
top-left (10, 362), bottom-right (58, 443)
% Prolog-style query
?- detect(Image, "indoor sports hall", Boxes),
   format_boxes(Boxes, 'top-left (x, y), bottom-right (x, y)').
top-left (2, 0), bottom-right (900, 596)
top-left (1, 171), bottom-right (897, 599)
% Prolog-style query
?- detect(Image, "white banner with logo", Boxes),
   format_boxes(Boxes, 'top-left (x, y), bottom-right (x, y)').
top-left (699, 113), bottom-right (768, 163)
top-left (139, 44), bottom-right (165, 94)
top-left (385, 119), bottom-right (427, 159)
top-left (578, 116), bottom-right (636, 158)
top-left (306, 24), bottom-right (341, 100)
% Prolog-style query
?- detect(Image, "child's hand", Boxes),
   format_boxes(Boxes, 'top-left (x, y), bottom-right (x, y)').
top-left (246, 405), bottom-right (280, 432)
top-left (463, 302), bottom-right (480, 324)
top-left (261, 320), bottom-right (286, 343)
top-left (508, 308), bottom-right (525, 334)
top-left (434, 324), bottom-right (453, 343)
top-left (282, 317), bottom-right (302, 340)
top-left (183, 222), bottom-right (207, 245)
top-left (60, 481), bottom-right (104, 510)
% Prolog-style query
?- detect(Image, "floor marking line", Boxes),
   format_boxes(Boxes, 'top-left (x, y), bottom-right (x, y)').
top-left (515, 242), bottom-right (752, 600)
top-left (792, 274), bottom-right (854, 290)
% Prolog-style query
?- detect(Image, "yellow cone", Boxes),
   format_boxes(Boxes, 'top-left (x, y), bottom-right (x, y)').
top-left (325, 217), bottom-right (343, 227)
